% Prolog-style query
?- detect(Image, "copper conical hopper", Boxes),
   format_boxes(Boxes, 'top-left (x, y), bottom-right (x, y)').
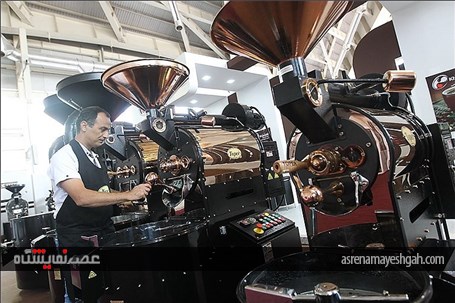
top-left (101, 59), bottom-right (190, 111)
top-left (211, 1), bottom-right (353, 67)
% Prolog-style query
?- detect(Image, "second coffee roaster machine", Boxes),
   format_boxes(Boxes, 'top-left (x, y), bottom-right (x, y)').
top-left (208, 1), bottom-right (455, 303)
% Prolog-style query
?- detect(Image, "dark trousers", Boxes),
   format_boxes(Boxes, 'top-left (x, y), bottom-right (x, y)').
top-left (56, 226), bottom-right (114, 303)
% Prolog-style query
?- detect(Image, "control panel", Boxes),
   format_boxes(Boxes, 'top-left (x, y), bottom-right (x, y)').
top-left (230, 209), bottom-right (295, 241)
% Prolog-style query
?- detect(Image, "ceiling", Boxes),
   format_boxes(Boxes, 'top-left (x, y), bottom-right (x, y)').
top-left (25, 1), bottom-right (224, 51)
top-left (1, 1), bottom-right (391, 109)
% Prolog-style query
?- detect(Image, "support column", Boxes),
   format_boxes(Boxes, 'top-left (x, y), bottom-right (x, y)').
top-left (15, 28), bottom-right (37, 206)
top-left (16, 27), bottom-right (32, 102)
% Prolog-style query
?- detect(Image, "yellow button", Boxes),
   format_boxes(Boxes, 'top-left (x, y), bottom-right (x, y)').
top-left (264, 213), bottom-right (270, 216)
top-left (253, 228), bottom-right (264, 235)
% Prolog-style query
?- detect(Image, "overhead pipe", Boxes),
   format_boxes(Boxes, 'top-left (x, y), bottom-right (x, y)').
top-left (28, 54), bottom-right (110, 72)
top-left (169, 1), bottom-right (184, 31)
top-left (1, 34), bottom-right (111, 72)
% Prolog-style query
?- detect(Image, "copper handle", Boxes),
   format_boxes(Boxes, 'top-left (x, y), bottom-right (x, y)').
top-left (274, 145), bottom-right (366, 176)
top-left (273, 159), bottom-right (309, 174)
top-left (273, 149), bottom-right (344, 176)
top-left (200, 116), bottom-right (216, 127)
top-left (144, 172), bottom-right (177, 193)
top-left (300, 181), bottom-right (344, 207)
top-left (144, 172), bottom-right (160, 184)
top-left (383, 70), bottom-right (416, 93)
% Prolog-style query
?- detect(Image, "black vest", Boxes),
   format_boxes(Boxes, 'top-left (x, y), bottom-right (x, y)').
top-left (56, 140), bottom-right (113, 246)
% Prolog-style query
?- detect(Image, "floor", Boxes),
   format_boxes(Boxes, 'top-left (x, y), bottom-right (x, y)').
top-left (1, 269), bottom-right (52, 303)
top-left (276, 202), bottom-right (308, 241)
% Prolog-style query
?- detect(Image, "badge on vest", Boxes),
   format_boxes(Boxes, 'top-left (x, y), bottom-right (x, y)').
top-left (98, 185), bottom-right (110, 193)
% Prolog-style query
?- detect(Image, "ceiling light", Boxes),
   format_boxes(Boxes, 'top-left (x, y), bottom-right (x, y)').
top-left (196, 88), bottom-right (231, 97)
top-left (202, 75), bottom-right (211, 81)
top-left (190, 99), bottom-right (198, 104)
top-left (226, 79), bottom-right (235, 84)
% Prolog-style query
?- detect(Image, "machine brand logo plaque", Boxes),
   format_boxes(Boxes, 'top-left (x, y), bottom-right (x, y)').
top-left (227, 147), bottom-right (242, 160)
top-left (401, 126), bottom-right (416, 147)
top-left (432, 74), bottom-right (449, 90)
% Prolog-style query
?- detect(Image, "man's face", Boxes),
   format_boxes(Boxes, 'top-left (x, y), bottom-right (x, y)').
top-left (82, 112), bottom-right (111, 148)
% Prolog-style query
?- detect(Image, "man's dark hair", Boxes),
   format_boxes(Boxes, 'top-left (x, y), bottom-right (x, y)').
top-left (75, 106), bottom-right (111, 133)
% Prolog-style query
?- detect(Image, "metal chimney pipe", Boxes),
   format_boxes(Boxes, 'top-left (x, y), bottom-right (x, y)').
top-left (169, 1), bottom-right (183, 31)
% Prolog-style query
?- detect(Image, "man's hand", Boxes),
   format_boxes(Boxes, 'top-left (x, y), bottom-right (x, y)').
top-left (60, 179), bottom-right (152, 207)
top-left (127, 183), bottom-right (151, 201)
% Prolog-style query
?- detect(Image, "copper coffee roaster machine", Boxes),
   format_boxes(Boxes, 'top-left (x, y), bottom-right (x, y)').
top-left (40, 44), bottom-right (301, 303)
top-left (208, 1), bottom-right (455, 303)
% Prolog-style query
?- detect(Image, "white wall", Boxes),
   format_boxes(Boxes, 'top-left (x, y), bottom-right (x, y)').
top-left (1, 89), bottom-right (65, 234)
top-left (381, 1), bottom-right (455, 124)
top-left (381, 1), bottom-right (455, 238)
top-left (236, 78), bottom-right (288, 159)
top-left (1, 61), bottom-right (69, 234)
top-left (204, 98), bottom-right (228, 114)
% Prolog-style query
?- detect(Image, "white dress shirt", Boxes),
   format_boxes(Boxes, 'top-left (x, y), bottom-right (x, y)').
top-left (47, 141), bottom-right (101, 218)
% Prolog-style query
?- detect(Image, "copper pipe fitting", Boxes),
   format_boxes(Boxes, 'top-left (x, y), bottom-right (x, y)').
top-left (159, 155), bottom-right (191, 176)
top-left (107, 165), bottom-right (137, 178)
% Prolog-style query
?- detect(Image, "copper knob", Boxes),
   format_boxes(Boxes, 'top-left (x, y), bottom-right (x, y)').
top-left (145, 172), bottom-right (160, 184)
top-left (300, 181), bottom-right (344, 207)
top-left (301, 185), bottom-right (324, 207)
top-left (310, 154), bottom-right (327, 172)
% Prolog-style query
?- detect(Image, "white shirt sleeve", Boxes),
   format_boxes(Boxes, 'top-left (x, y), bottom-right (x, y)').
top-left (47, 144), bottom-right (81, 217)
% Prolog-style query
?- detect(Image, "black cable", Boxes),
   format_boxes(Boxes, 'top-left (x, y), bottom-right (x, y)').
top-left (273, 194), bottom-right (286, 211)
top-left (250, 106), bottom-right (267, 126)
top-left (250, 105), bottom-right (273, 137)
top-left (318, 78), bottom-right (387, 85)
top-left (405, 93), bottom-right (416, 114)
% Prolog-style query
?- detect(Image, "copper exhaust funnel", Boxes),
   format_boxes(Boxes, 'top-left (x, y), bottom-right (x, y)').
top-left (101, 59), bottom-right (190, 111)
top-left (211, 1), bottom-right (353, 67)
